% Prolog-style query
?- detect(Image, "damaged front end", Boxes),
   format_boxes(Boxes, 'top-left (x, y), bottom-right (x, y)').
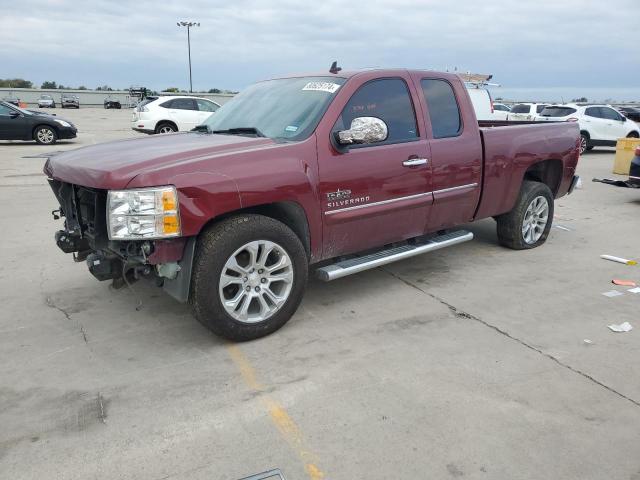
top-left (48, 179), bottom-right (194, 302)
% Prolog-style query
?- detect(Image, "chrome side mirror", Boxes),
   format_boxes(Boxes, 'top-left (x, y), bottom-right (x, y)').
top-left (337, 117), bottom-right (388, 145)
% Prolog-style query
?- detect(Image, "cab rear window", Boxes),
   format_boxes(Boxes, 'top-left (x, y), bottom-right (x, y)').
top-left (540, 107), bottom-right (577, 117)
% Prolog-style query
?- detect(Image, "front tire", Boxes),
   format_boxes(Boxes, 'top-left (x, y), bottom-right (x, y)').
top-left (496, 181), bottom-right (554, 250)
top-left (190, 215), bottom-right (308, 341)
top-left (34, 126), bottom-right (58, 145)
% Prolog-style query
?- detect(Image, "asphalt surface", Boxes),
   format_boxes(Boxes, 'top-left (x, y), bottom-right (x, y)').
top-left (1, 108), bottom-right (639, 480)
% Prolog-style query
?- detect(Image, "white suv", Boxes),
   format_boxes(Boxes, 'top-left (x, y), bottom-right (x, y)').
top-left (537, 104), bottom-right (640, 154)
top-left (132, 96), bottom-right (220, 134)
top-left (507, 103), bottom-right (549, 121)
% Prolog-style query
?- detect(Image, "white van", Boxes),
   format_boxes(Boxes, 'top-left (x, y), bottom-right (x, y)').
top-left (465, 86), bottom-right (508, 121)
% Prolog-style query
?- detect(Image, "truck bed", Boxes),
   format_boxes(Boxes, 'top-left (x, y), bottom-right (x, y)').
top-left (474, 121), bottom-right (580, 220)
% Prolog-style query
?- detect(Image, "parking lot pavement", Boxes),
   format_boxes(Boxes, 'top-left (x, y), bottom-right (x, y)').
top-left (1, 110), bottom-right (639, 480)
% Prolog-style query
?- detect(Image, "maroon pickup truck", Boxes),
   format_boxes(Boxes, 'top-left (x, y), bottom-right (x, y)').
top-left (45, 68), bottom-right (580, 341)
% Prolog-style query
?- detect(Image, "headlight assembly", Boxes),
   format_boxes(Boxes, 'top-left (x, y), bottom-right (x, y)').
top-left (55, 119), bottom-right (72, 127)
top-left (107, 186), bottom-right (181, 240)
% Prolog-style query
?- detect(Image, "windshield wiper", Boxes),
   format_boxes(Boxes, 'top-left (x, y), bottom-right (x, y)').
top-left (211, 127), bottom-right (266, 138)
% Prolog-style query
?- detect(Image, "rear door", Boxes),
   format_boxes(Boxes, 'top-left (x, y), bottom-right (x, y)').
top-left (316, 74), bottom-right (433, 258)
top-left (166, 98), bottom-right (199, 130)
top-left (413, 75), bottom-right (483, 230)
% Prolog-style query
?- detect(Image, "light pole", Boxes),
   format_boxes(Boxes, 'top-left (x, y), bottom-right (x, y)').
top-left (177, 21), bottom-right (200, 93)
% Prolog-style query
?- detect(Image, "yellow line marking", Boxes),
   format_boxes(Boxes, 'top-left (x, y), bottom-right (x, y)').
top-left (226, 344), bottom-right (324, 480)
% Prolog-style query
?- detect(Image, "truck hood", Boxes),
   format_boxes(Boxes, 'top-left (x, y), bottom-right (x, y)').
top-left (45, 132), bottom-right (276, 189)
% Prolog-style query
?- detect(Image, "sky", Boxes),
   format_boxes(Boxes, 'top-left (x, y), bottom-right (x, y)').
top-left (1, 0), bottom-right (639, 101)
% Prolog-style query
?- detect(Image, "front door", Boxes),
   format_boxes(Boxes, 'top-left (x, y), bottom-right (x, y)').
top-left (317, 76), bottom-right (433, 259)
top-left (583, 107), bottom-right (609, 141)
top-left (0, 104), bottom-right (27, 140)
top-left (600, 106), bottom-right (628, 141)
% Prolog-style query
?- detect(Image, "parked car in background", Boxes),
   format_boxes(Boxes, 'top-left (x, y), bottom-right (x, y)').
top-left (494, 103), bottom-right (510, 112)
top-left (507, 103), bottom-right (549, 121)
top-left (61, 94), bottom-right (79, 109)
top-left (466, 86), bottom-right (508, 121)
top-left (38, 94), bottom-right (56, 108)
top-left (46, 68), bottom-right (580, 341)
top-left (2, 96), bottom-right (20, 106)
top-left (617, 106), bottom-right (640, 123)
top-left (104, 96), bottom-right (122, 109)
top-left (131, 96), bottom-right (220, 134)
top-left (537, 104), bottom-right (640, 154)
top-left (0, 100), bottom-right (76, 144)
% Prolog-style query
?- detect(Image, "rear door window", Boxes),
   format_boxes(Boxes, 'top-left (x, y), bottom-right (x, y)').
top-left (421, 79), bottom-right (461, 138)
top-left (585, 107), bottom-right (603, 118)
top-left (169, 98), bottom-right (197, 110)
top-left (510, 104), bottom-right (530, 114)
top-left (334, 78), bottom-right (418, 145)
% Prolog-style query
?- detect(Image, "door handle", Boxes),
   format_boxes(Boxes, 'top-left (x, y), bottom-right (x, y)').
top-left (403, 158), bottom-right (429, 167)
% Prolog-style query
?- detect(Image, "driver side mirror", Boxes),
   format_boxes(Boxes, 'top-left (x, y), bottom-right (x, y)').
top-left (9, 112), bottom-right (20, 119)
top-left (336, 116), bottom-right (388, 145)
top-left (621, 116), bottom-right (627, 122)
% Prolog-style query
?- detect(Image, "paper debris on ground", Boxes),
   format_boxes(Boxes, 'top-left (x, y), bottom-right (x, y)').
top-left (583, 339), bottom-right (593, 344)
top-left (628, 287), bottom-right (640, 294)
top-left (607, 322), bottom-right (633, 333)
top-left (576, 177), bottom-right (583, 189)
top-left (601, 255), bottom-right (638, 266)
top-left (602, 290), bottom-right (624, 298)
top-left (612, 279), bottom-right (637, 287)
top-left (554, 225), bottom-right (571, 231)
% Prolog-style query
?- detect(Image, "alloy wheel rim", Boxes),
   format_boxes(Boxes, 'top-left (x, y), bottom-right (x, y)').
top-left (159, 126), bottom-right (174, 133)
top-left (38, 129), bottom-right (54, 143)
top-left (580, 136), bottom-right (587, 154)
top-left (522, 195), bottom-right (549, 244)
top-left (219, 240), bottom-right (294, 323)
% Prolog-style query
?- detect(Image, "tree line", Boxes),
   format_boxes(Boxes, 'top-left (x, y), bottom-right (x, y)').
top-left (0, 78), bottom-right (237, 94)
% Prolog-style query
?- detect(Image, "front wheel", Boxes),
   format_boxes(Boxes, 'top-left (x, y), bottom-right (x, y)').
top-left (190, 215), bottom-right (308, 341)
top-left (496, 181), bottom-right (554, 250)
top-left (155, 122), bottom-right (177, 134)
top-left (34, 126), bottom-right (58, 145)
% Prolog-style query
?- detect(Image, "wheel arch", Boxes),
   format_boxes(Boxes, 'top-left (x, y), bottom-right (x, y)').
top-left (523, 159), bottom-right (563, 197)
top-left (200, 201), bottom-right (311, 259)
top-left (155, 120), bottom-right (178, 133)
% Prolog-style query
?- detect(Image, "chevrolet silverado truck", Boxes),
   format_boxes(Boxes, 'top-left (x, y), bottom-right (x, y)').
top-left (45, 68), bottom-right (580, 341)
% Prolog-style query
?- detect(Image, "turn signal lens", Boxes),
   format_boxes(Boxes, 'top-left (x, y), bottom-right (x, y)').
top-left (566, 117), bottom-right (579, 122)
top-left (107, 186), bottom-right (181, 240)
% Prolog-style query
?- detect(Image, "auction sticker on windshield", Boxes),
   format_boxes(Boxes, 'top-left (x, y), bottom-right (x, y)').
top-left (302, 82), bottom-right (341, 93)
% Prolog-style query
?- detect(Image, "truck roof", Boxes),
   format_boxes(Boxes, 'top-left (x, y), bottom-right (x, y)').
top-left (268, 68), bottom-right (462, 82)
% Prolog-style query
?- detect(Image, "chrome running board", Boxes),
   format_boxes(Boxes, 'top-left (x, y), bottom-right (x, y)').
top-left (315, 230), bottom-right (473, 281)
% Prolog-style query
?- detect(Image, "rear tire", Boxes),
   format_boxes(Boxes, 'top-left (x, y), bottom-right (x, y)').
top-left (190, 214), bottom-right (308, 341)
top-left (579, 133), bottom-right (589, 154)
top-left (496, 181), bottom-right (554, 250)
top-left (155, 122), bottom-right (177, 134)
top-left (34, 125), bottom-right (58, 145)
top-left (627, 131), bottom-right (639, 138)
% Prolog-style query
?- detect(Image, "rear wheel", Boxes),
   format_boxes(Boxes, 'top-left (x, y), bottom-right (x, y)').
top-left (579, 133), bottom-right (589, 154)
top-left (34, 126), bottom-right (57, 145)
top-left (190, 215), bottom-right (308, 341)
top-left (496, 181), bottom-right (554, 250)
top-left (155, 122), bottom-right (177, 134)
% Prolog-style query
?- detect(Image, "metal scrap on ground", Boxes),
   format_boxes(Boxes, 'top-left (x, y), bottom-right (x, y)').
top-left (607, 322), bottom-right (633, 333)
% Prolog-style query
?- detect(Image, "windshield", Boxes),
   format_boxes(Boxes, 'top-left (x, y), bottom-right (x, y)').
top-left (202, 76), bottom-right (346, 141)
